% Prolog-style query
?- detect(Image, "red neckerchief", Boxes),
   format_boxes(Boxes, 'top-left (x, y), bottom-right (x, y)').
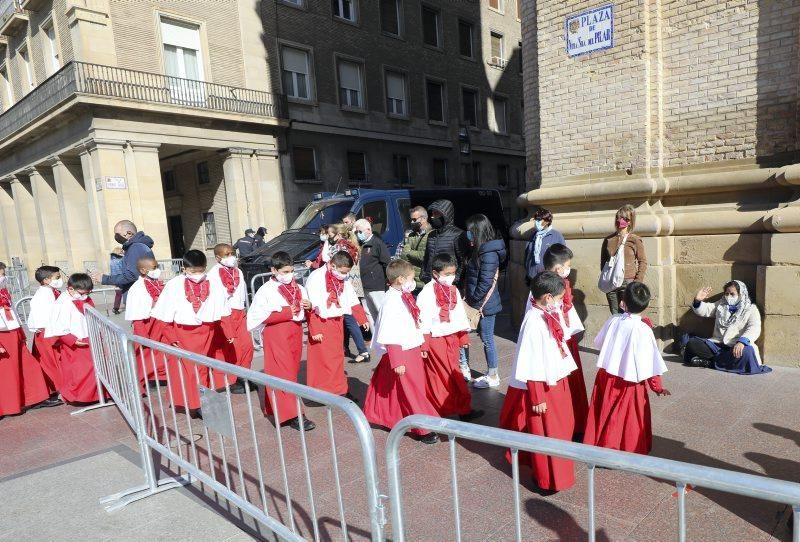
top-left (0, 288), bottom-right (13, 320)
top-left (276, 278), bottom-right (302, 315)
top-left (434, 281), bottom-right (457, 323)
top-left (144, 277), bottom-right (164, 306)
top-left (51, 287), bottom-right (61, 300)
top-left (325, 267), bottom-right (344, 308)
top-left (184, 277), bottom-right (210, 313)
top-left (532, 302), bottom-right (567, 358)
top-left (72, 297), bottom-right (95, 315)
top-left (401, 290), bottom-right (421, 328)
top-left (218, 266), bottom-right (240, 296)
top-left (561, 278), bottom-right (573, 326)
top-left (641, 316), bottom-right (654, 329)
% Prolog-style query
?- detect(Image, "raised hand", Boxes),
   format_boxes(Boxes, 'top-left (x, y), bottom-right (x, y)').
top-left (694, 286), bottom-right (713, 302)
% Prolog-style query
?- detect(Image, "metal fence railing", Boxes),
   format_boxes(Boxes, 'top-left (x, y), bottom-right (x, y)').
top-left (156, 258), bottom-right (184, 281)
top-left (83, 305), bottom-right (385, 540)
top-left (386, 416), bottom-right (800, 542)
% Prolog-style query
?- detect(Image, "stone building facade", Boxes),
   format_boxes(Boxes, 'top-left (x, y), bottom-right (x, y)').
top-left (514, 0), bottom-right (800, 366)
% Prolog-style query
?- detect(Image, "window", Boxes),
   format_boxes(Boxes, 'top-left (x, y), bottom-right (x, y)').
top-left (161, 19), bottom-right (204, 81)
top-left (0, 67), bottom-right (11, 110)
top-left (18, 46), bottom-right (34, 94)
top-left (425, 79), bottom-right (445, 123)
top-left (385, 70), bottom-right (407, 117)
top-left (461, 87), bottom-right (478, 127)
top-left (338, 59), bottom-right (364, 110)
top-left (489, 0), bottom-right (504, 12)
top-left (490, 32), bottom-right (505, 65)
top-left (281, 46), bottom-right (312, 100)
top-left (491, 96), bottom-right (508, 133)
top-left (433, 158), bottom-right (448, 186)
top-left (162, 170), bottom-right (176, 192)
top-left (393, 154), bottom-right (411, 185)
top-left (202, 212), bottom-right (217, 247)
top-left (357, 200), bottom-right (388, 234)
top-left (472, 162), bottom-right (482, 187)
top-left (347, 151), bottom-right (368, 183)
top-left (497, 164), bottom-right (510, 188)
top-left (292, 146), bottom-right (317, 180)
top-left (380, 0), bottom-right (401, 36)
top-left (333, 0), bottom-right (356, 22)
top-left (421, 6), bottom-right (440, 48)
top-left (458, 20), bottom-right (474, 58)
top-left (197, 161), bottom-right (210, 185)
top-left (43, 22), bottom-right (60, 76)
top-left (281, 0), bottom-right (303, 5)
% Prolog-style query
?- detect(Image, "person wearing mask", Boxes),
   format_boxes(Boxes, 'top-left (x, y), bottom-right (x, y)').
top-left (524, 208), bottom-right (566, 284)
top-left (354, 219), bottom-right (390, 328)
top-left (233, 228), bottom-right (257, 258)
top-left (600, 204), bottom-right (647, 314)
top-left (421, 200), bottom-right (467, 285)
top-left (399, 206), bottom-right (431, 291)
top-left (92, 220), bottom-right (155, 295)
top-left (463, 214), bottom-right (507, 389)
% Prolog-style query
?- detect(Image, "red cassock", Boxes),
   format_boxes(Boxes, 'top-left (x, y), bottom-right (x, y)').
top-left (220, 309), bottom-right (254, 370)
top-left (261, 308), bottom-right (304, 423)
top-left (424, 332), bottom-right (472, 417)
top-left (166, 322), bottom-right (232, 410)
top-left (499, 379), bottom-right (576, 492)
top-left (0, 329), bottom-right (51, 415)
top-left (363, 345), bottom-right (439, 436)
top-left (57, 333), bottom-right (99, 404)
top-left (565, 336), bottom-right (589, 436)
top-left (31, 332), bottom-right (61, 394)
top-left (583, 369), bottom-right (663, 455)
top-left (306, 305), bottom-right (367, 396)
top-left (131, 318), bottom-right (169, 384)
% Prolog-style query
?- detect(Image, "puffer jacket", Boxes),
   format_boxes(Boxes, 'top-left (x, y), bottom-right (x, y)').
top-left (464, 239), bottom-right (507, 317)
top-left (421, 199), bottom-right (468, 284)
top-left (101, 231), bottom-right (155, 293)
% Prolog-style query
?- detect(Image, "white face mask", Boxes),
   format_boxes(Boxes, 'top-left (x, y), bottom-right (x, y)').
top-left (726, 294), bottom-right (739, 306)
top-left (186, 273), bottom-right (206, 283)
top-left (275, 272), bottom-right (293, 285)
top-left (50, 278), bottom-right (64, 289)
top-left (557, 266), bottom-right (571, 279)
top-left (146, 269), bottom-right (162, 280)
top-left (436, 275), bottom-right (456, 286)
top-left (70, 290), bottom-right (88, 301)
top-left (220, 256), bottom-right (237, 268)
top-left (401, 280), bottom-right (416, 293)
top-left (332, 269), bottom-right (349, 281)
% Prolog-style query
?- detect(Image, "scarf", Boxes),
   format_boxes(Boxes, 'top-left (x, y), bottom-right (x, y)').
top-left (561, 278), bottom-right (573, 326)
top-left (184, 278), bottom-right (210, 313)
top-left (144, 278), bottom-right (164, 306)
top-left (719, 280), bottom-right (752, 328)
top-left (277, 279), bottom-right (303, 316)
top-left (73, 297), bottom-right (95, 315)
top-left (401, 290), bottom-right (421, 328)
top-left (219, 266), bottom-right (240, 296)
top-left (0, 288), bottom-right (13, 320)
top-left (533, 226), bottom-right (551, 265)
top-left (532, 302), bottom-right (567, 358)
top-left (51, 287), bottom-right (61, 300)
top-left (325, 268), bottom-right (344, 308)
top-left (434, 281), bottom-right (457, 323)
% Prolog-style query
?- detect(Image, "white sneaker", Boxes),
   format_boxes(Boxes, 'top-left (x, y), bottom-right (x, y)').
top-left (473, 375), bottom-right (500, 389)
top-left (460, 364), bottom-right (472, 382)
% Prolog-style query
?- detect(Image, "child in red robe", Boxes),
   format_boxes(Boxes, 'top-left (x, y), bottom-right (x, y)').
top-left (417, 253), bottom-right (481, 420)
top-left (541, 243), bottom-right (589, 440)
top-left (28, 265), bottom-right (65, 396)
top-left (363, 259), bottom-right (440, 444)
top-left (44, 273), bottom-right (100, 404)
top-left (247, 251), bottom-right (314, 431)
top-left (125, 257), bottom-right (168, 385)
top-left (151, 250), bottom-right (231, 413)
top-left (305, 251), bottom-right (368, 398)
top-left (209, 243), bottom-right (254, 394)
top-left (584, 281), bottom-right (670, 454)
top-left (500, 271), bottom-right (577, 492)
top-left (0, 277), bottom-right (61, 417)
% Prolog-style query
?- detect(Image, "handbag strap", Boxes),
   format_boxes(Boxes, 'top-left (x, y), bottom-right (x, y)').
top-left (477, 269), bottom-right (500, 313)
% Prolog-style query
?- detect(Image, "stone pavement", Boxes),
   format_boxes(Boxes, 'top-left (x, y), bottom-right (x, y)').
top-left (0, 309), bottom-right (797, 541)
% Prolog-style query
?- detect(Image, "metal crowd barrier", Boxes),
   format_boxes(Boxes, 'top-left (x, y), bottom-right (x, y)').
top-left (386, 416), bottom-right (800, 542)
top-left (83, 306), bottom-right (385, 541)
top-left (157, 258), bottom-right (184, 280)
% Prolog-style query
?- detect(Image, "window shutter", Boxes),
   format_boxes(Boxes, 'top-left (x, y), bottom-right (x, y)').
top-left (339, 61), bottom-right (361, 90)
top-left (282, 47), bottom-right (308, 74)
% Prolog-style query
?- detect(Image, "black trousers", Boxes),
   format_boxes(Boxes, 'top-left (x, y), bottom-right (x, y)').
top-left (684, 337), bottom-right (716, 361)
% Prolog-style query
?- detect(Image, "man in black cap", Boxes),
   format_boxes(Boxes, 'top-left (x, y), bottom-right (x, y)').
top-left (234, 228), bottom-right (257, 257)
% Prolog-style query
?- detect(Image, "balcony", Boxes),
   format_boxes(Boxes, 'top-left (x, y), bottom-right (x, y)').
top-left (0, 0), bottom-right (28, 36)
top-left (20, 0), bottom-right (47, 10)
top-left (0, 61), bottom-right (288, 143)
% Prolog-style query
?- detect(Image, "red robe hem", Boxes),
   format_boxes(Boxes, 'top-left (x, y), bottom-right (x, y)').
top-left (566, 336), bottom-right (589, 436)
top-left (424, 334), bottom-right (472, 417)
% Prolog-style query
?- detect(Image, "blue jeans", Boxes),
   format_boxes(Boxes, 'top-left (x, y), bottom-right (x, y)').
top-left (343, 313), bottom-right (367, 354)
top-left (478, 314), bottom-right (498, 371)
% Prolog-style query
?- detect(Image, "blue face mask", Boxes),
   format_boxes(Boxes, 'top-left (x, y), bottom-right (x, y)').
top-left (466, 231), bottom-right (474, 242)
top-left (356, 231), bottom-right (367, 243)
top-left (534, 220), bottom-right (546, 232)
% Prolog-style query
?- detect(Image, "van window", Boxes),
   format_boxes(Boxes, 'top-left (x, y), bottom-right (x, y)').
top-left (396, 198), bottom-right (411, 231)
top-left (358, 200), bottom-right (389, 235)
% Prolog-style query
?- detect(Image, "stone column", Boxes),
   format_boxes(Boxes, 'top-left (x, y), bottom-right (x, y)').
top-left (253, 148), bottom-right (287, 237)
top-left (27, 166), bottom-right (67, 265)
top-left (758, 233), bottom-right (800, 367)
top-left (10, 175), bottom-right (46, 268)
top-left (0, 181), bottom-right (23, 263)
top-left (49, 156), bottom-right (97, 271)
top-left (126, 142), bottom-right (170, 259)
top-left (222, 148), bottom-right (257, 241)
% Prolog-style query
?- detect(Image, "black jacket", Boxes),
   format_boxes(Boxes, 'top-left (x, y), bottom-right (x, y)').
top-left (233, 236), bottom-right (256, 257)
top-left (421, 199), bottom-right (468, 284)
top-left (359, 234), bottom-right (390, 292)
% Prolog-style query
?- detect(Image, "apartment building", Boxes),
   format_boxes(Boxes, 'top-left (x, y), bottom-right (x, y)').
top-left (0, 0), bottom-right (524, 274)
